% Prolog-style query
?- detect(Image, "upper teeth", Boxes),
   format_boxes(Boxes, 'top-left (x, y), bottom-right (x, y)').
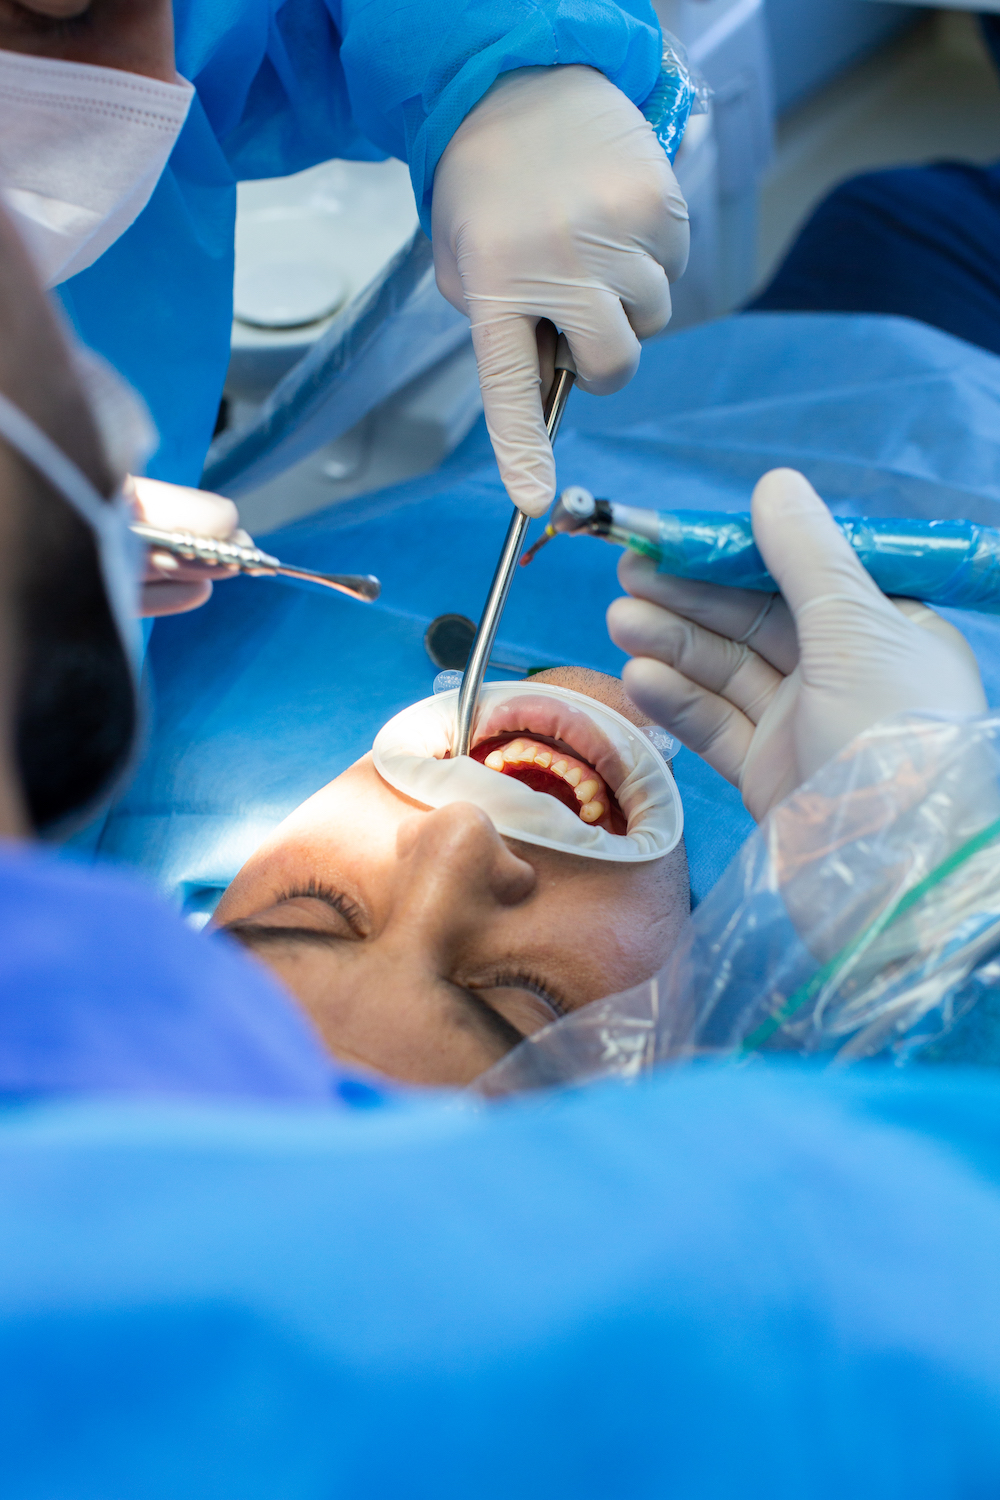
top-left (479, 738), bottom-right (609, 828)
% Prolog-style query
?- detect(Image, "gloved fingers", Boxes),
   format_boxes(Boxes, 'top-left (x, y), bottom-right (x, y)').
top-left (750, 468), bottom-right (888, 622)
top-left (431, 234), bottom-right (467, 317)
top-left (617, 550), bottom-right (799, 675)
top-left (607, 595), bottom-right (783, 725)
top-left (893, 594), bottom-right (983, 693)
top-left (616, 253), bottom-right (674, 343)
top-left (142, 548), bottom-right (237, 584)
top-left (621, 655), bottom-right (755, 789)
top-left (650, 166), bottom-right (691, 283)
top-left (892, 596), bottom-right (979, 656)
top-left (140, 578), bottom-right (214, 617)
top-left (471, 313), bottom-right (554, 517)
top-left (562, 294), bottom-right (642, 396)
top-left (129, 474), bottom-right (240, 539)
top-left (536, 318), bottom-right (557, 411)
top-left (130, 475), bottom-right (244, 615)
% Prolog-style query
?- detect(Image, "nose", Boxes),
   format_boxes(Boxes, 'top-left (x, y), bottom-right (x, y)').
top-left (392, 802), bottom-right (536, 947)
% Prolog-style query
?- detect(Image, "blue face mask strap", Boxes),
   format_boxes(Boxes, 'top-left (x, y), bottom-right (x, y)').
top-left (0, 388), bottom-right (142, 680)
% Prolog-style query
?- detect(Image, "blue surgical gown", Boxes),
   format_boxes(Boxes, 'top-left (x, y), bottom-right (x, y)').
top-left (2, 1063), bottom-right (1000, 1496)
top-left (0, 839), bottom-right (351, 1104)
top-left (55, 0), bottom-right (663, 486)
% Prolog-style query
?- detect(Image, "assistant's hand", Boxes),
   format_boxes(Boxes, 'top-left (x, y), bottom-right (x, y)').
top-left (129, 475), bottom-right (248, 618)
top-left (607, 468), bottom-right (987, 821)
top-left (432, 64), bottom-right (689, 518)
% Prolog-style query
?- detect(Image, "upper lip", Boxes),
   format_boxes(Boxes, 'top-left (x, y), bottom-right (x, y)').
top-left (471, 693), bottom-right (626, 795)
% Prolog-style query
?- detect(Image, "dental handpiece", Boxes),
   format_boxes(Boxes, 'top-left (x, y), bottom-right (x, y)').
top-left (521, 491), bottom-right (1000, 617)
top-left (131, 522), bottom-right (381, 604)
top-left (520, 487), bottom-right (654, 565)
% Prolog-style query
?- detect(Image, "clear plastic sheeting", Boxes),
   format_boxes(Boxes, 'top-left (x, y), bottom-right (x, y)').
top-left (641, 32), bottom-right (711, 163)
top-left (202, 231), bottom-right (470, 498)
top-left (620, 509), bottom-right (1000, 615)
top-left (477, 712), bottom-right (1000, 1097)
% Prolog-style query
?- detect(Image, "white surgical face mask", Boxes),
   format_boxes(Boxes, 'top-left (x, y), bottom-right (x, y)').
top-left (373, 682), bottom-right (684, 863)
top-left (0, 48), bottom-right (193, 287)
top-left (0, 388), bottom-right (143, 680)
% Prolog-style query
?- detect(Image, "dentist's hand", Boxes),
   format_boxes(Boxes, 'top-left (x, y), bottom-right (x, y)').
top-left (129, 476), bottom-right (247, 617)
top-left (432, 64), bottom-right (689, 518)
top-left (607, 468), bottom-right (987, 821)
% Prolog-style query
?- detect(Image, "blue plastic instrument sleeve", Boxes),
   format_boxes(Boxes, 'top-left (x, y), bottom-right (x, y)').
top-left (649, 510), bottom-right (1000, 615)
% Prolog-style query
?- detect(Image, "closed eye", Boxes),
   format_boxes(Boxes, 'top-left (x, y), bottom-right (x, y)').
top-left (272, 879), bottom-right (366, 935)
top-left (474, 970), bottom-right (569, 1019)
top-left (220, 878), bottom-right (366, 947)
top-left (457, 970), bottom-right (571, 1044)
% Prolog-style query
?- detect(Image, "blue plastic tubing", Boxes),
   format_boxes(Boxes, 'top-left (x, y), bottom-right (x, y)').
top-left (636, 511), bottom-right (1000, 615)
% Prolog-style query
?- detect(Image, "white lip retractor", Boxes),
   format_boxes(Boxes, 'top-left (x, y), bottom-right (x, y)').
top-left (372, 681), bottom-right (683, 863)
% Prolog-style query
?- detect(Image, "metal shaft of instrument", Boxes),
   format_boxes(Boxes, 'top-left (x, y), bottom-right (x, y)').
top-left (455, 364), bottom-right (576, 756)
top-left (269, 564), bottom-right (381, 602)
top-left (132, 522), bottom-right (380, 603)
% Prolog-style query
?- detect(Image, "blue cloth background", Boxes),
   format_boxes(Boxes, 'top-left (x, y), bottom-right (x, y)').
top-left (2, 1062), bottom-right (1000, 1497)
top-left (751, 19), bottom-right (1000, 360)
top-left (750, 160), bottom-right (1000, 359)
top-left (55, 0), bottom-right (662, 486)
top-left (98, 313), bottom-right (1000, 914)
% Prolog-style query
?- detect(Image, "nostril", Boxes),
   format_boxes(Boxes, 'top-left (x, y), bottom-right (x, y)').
top-left (400, 802), bottom-right (536, 905)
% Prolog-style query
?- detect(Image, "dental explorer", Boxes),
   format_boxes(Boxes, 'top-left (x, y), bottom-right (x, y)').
top-left (131, 522), bottom-right (381, 604)
top-left (455, 336), bottom-right (577, 757)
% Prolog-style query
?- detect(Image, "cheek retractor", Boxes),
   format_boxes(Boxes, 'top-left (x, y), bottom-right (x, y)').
top-left (372, 682), bottom-right (683, 863)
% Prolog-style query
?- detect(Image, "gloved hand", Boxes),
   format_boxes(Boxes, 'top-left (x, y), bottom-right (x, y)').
top-left (432, 64), bottom-right (689, 518)
top-left (129, 476), bottom-right (247, 617)
top-left (607, 468), bottom-right (988, 821)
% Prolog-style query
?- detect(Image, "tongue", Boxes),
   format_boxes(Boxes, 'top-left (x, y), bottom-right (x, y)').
top-left (487, 760), bottom-right (583, 816)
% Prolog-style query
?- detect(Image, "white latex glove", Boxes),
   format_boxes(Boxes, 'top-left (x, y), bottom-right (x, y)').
top-left (128, 475), bottom-right (248, 617)
top-left (432, 64), bottom-right (689, 518)
top-left (607, 468), bottom-right (988, 821)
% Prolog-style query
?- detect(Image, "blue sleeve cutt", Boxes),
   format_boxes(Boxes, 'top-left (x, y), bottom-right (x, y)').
top-left (332, 0), bottom-right (665, 232)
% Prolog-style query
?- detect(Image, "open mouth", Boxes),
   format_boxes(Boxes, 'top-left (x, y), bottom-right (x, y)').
top-left (470, 733), bottom-right (627, 834)
top-left (465, 694), bottom-right (630, 836)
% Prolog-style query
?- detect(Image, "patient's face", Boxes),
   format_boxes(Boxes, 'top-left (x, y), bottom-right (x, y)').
top-left (215, 668), bottom-right (689, 1086)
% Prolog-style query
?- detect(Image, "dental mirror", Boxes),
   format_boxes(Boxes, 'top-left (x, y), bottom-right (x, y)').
top-left (423, 614), bottom-right (553, 677)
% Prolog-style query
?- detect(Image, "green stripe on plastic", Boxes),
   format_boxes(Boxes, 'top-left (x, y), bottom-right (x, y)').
top-left (738, 812), bottom-right (1000, 1055)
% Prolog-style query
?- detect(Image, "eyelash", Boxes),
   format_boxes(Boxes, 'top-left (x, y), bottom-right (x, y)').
top-left (275, 886), bottom-right (565, 1017)
top-left (474, 970), bottom-right (568, 1018)
top-left (277, 878), bottom-right (363, 928)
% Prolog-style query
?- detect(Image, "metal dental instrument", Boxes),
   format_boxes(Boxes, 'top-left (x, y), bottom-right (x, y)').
top-left (455, 337), bottom-right (576, 757)
top-left (131, 522), bottom-right (381, 603)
